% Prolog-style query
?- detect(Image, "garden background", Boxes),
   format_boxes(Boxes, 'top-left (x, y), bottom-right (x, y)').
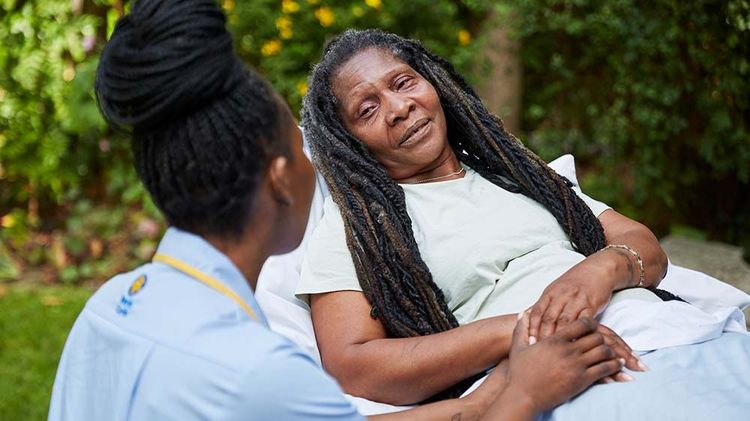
top-left (1, 0), bottom-right (748, 418)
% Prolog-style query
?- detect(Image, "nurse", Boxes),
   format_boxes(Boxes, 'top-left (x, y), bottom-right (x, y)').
top-left (48, 1), bottom-right (623, 420)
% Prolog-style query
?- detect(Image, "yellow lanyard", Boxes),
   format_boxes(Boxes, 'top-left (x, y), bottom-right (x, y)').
top-left (152, 253), bottom-right (259, 321)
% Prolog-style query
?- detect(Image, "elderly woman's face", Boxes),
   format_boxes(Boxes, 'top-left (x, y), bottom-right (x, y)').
top-left (332, 48), bottom-right (450, 181)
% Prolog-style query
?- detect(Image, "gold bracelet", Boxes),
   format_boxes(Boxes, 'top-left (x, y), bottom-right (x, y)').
top-left (601, 244), bottom-right (645, 288)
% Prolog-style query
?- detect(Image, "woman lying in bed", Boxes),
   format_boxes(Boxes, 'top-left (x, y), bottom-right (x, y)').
top-left (297, 29), bottom-right (750, 417)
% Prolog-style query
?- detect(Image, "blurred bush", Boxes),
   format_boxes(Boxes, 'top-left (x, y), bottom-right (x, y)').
top-left (0, 0), bottom-right (162, 284)
top-left (0, 0), bottom-right (486, 284)
top-left (498, 0), bottom-right (750, 246)
top-left (1, 0), bottom-right (748, 284)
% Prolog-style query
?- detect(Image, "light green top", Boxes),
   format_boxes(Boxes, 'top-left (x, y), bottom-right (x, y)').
top-left (296, 165), bottom-right (612, 324)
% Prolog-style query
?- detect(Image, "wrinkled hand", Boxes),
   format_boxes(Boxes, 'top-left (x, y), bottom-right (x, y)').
top-left (528, 271), bottom-right (612, 341)
top-left (503, 313), bottom-right (624, 414)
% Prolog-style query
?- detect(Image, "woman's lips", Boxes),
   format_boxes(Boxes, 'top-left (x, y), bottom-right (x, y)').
top-left (398, 118), bottom-right (431, 147)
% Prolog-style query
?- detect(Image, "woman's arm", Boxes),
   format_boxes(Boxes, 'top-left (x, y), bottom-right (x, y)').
top-left (311, 290), bottom-right (518, 405)
top-left (368, 315), bottom-right (624, 421)
top-left (598, 209), bottom-right (669, 290)
top-left (528, 209), bottom-right (668, 341)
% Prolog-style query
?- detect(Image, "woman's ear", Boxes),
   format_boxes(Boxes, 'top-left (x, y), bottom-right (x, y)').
top-left (267, 155), bottom-right (293, 206)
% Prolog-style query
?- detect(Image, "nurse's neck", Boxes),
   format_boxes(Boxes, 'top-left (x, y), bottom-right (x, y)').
top-left (204, 232), bottom-right (271, 292)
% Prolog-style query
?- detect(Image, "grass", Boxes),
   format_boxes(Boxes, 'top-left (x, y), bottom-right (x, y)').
top-left (0, 284), bottom-right (93, 420)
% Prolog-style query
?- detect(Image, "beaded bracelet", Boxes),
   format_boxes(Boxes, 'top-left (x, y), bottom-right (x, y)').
top-left (602, 244), bottom-right (645, 288)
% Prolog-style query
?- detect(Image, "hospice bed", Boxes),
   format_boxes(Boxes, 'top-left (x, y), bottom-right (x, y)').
top-left (254, 154), bottom-right (750, 419)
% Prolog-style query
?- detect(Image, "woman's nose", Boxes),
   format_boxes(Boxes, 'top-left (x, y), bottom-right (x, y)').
top-left (385, 93), bottom-right (416, 126)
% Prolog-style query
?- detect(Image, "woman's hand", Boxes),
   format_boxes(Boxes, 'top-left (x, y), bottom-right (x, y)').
top-left (528, 209), bottom-right (670, 342)
top-left (526, 258), bottom-right (646, 374)
top-left (528, 256), bottom-right (616, 340)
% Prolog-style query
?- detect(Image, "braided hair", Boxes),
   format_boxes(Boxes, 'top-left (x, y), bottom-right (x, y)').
top-left (95, 0), bottom-right (288, 237)
top-left (302, 29), bottom-right (607, 400)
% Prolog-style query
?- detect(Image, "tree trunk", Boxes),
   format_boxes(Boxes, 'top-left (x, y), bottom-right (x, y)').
top-left (476, 12), bottom-right (522, 134)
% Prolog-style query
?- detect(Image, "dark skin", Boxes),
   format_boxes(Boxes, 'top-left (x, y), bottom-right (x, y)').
top-left (311, 47), bottom-right (667, 404)
top-left (373, 315), bottom-right (624, 421)
top-left (483, 314), bottom-right (625, 420)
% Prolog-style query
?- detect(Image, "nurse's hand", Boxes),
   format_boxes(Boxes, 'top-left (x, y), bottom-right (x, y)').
top-left (593, 323), bottom-right (647, 381)
top-left (482, 313), bottom-right (625, 419)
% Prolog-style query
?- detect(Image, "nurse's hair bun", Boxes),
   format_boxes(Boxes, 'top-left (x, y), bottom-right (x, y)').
top-left (95, 0), bottom-right (244, 132)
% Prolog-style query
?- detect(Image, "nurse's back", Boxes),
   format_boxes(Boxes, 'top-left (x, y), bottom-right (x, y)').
top-left (48, 0), bottom-right (355, 419)
top-left (50, 229), bottom-right (355, 420)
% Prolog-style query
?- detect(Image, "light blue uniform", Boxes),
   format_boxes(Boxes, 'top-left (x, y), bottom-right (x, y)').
top-left (49, 227), bottom-right (363, 421)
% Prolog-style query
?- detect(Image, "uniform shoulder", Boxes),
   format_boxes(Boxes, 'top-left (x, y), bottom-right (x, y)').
top-left (82, 262), bottom-right (271, 363)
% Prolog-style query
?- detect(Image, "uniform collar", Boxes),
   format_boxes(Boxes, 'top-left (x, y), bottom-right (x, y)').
top-left (154, 227), bottom-right (269, 327)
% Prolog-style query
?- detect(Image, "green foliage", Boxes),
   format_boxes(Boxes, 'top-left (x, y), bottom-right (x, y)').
top-left (2, 0), bottom-right (748, 281)
top-left (498, 0), bottom-right (750, 241)
top-left (0, 285), bottom-right (93, 420)
top-left (0, 0), bottom-right (109, 211)
top-left (0, 0), bottom-right (485, 284)
top-left (228, 0), bottom-right (486, 114)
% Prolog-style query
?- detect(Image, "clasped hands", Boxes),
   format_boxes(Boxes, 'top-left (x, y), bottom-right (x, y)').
top-left (526, 263), bottom-right (648, 382)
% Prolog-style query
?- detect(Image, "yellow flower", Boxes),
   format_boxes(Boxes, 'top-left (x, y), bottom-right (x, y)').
top-left (276, 16), bottom-right (292, 31)
top-left (222, 0), bottom-right (235, 11)
top-left (364, 0), bottom-right (382, 9)
top-left (282, 0), bottom-right (300, 14)
top-left (351, 5), bottom-right (364, 17)
top-left (296, 80), bottom-right (308, 96)
top-left (261, 39), bottom-right (282, 56)
top-left (276, 16), bottom-right (293, 38)
top-left (1, 214), bottom-right (15, 228)
top-left (314, 6), bottom-right (335, 27)
top-left (457, 29), bottom-right (471, 46)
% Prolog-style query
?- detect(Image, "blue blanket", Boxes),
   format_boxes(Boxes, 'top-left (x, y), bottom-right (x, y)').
top-left (544, 332), bottom-right (750, 420)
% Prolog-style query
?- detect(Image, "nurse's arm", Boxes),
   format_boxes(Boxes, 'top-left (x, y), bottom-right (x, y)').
top-left (369, 359), bottom-right (512, 421)
top-left (311, 290), bottom-right (517, 405)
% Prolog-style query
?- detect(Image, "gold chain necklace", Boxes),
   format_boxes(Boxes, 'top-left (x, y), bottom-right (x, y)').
top-left (414, 167), bottom-right (466, 184)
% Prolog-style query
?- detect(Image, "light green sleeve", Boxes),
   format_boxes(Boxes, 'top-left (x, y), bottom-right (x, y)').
top-left (295, 197), bottom-right (363, 304)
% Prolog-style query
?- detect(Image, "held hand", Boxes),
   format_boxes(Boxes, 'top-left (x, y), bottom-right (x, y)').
top-left (528, 264), bottom-right (614, 341)
top-left (502, 313), bottom-right (624, 415)
top-left (594, 323), bottom-right (648, 380)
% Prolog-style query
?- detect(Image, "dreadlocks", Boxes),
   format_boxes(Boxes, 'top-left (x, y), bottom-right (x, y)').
top-left (302, 29), bottom-right (607, 400)
top-left (95, 0), bottom-right (288, 238)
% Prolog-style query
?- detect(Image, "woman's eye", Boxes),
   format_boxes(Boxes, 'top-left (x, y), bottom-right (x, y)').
top-left (359, 105), bottom-right (375, 119)
top-left (397, 77), bottom-right (414, 90)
